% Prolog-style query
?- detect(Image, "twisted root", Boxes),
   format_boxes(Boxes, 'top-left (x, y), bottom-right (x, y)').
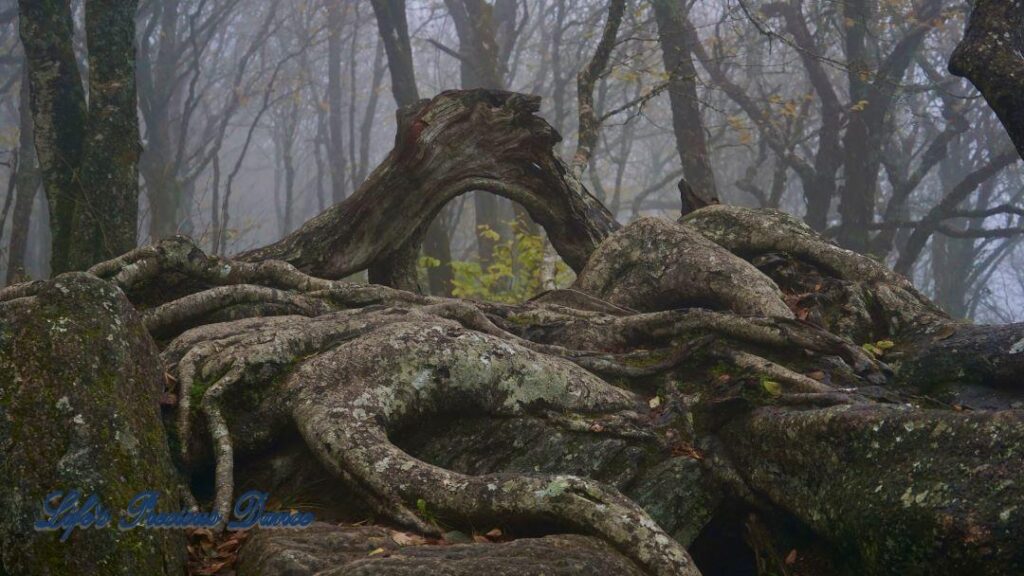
top-left (164, 309), bottom-right (700, 575)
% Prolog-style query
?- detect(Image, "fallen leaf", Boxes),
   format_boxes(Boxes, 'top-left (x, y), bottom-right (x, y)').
top-left (761, 379), bottom-right (782, 396)
top-left (785, 549), bottom-right (798, 565)
top-left (391, 531), bottom-right (427, 546)
top-left (806, 370), bottom-right (826, 381)
top-left (485, 528), bottom-right (503, 539)
top-left (933, 325), bottom-right (956, 341)
top-left (368, 547), bottom-right (386, 556)
top-left (648, 396), bottom-right (661, 409)
top-left (216, 539), bottom-right (241, 554)
top-left (861, 343), bottom-right (883, 357)
top-left (671, 442), bottom-right (705, 460)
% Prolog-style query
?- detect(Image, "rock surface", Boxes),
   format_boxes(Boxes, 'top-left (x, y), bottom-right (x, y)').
top-left (0, 273), bottom-right (185, 575)
top-left (237, 522), bottom-right (645, 575)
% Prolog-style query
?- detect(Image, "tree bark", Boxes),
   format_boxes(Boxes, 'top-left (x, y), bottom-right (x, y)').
top-left (241, 90), bottom-right (618, 288)
top-left (78, 0), bottom-right (141, 263)
top-left (18, 0), bottom-right (140, 273)
top-left (950, 0), bottom-right (1024, 160)
top-left (17, 0), bottom-right (87, 274)
top-left (651, 0), bottom-right (718, 214)
top-left (370, 0), bottom-right (455, 295)
top-left (6, 68), bottom-right (41, 285)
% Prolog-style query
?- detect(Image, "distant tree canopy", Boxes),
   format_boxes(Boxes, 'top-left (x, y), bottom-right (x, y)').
top-left (0, 0), bottom-right (1022, 320)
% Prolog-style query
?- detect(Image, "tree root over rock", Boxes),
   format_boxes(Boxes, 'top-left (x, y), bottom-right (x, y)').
top-left (26, 90), bottom-right (1021, 576)
top-left (163, 307), bottom-right (698, 575)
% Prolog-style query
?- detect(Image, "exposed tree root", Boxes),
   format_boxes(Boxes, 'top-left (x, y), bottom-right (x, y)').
top-left (143, 285), bottom-right (334, 338)
top-left (162, 310), bottom-right (699, 575)
top-left (680, 205), bottom-right (949, 340)
top-left (37, 89), bottom-right (1022, 576)
top-left (574, 217), bottom-right (794, 318)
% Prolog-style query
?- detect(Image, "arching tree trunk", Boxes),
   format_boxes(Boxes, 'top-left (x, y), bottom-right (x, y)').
top-left (242, 90), bottom-right (617, 290)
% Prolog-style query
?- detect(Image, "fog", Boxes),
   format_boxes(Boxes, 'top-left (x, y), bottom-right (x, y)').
top-left (0, 0), bottom-right (1021, 321)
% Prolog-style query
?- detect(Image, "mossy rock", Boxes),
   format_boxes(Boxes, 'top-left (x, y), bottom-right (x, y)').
top-left (0, 273), bottom-right (186, 575)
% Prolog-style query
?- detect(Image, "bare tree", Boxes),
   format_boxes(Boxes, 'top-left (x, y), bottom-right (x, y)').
top-left (19, 0), bottom-right (141, 272)
top-left (651, 0), bottom-right (718, 213)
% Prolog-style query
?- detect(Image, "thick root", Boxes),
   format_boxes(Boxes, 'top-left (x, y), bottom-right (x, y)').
top-left (288, 318), bottom-right (700, 576)
top-left (573, 217), bottom-right (794, 318)
top-left (681, 205), bottom-right (948, 340)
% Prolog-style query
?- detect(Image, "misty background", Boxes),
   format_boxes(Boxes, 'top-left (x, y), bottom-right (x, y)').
top-left (0, 0), bottom-right (1020, 321)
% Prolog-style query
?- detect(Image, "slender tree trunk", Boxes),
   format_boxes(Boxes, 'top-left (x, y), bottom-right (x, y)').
top-left (19, 0), bottom-right (140, 272)
top-left (327, 1), bottom-right (348, 204)
top-left (651, 0), bottom-right (718, 214)
top-left (836, 0), bottom-right (875, 253)
top-left (356, 41), bottom-right (386, 187)
top-left (139, 0), bottom-right (182, 242)
top-left (760, 1), bottom-right (843, 232)
top-left (283, 106), bottom-right (297, 236)
top-left (370, 0), bottom-right (454, 295)
top-left (369, 0), bottom-right (420, 108)
top-left (18, 0), bottom-right (86, 274)
top-left (572, 0), bottom-right (625, 176)
top-left (75, 0), bottom-right (142, 266)
top-left (838, 0), bottom-right (941, 253)
top-left (7, 69), bottom-right (41, 285)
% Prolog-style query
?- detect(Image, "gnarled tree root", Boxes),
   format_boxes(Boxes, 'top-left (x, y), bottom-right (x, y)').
top-left (165, 309), bottom-right (699, 575)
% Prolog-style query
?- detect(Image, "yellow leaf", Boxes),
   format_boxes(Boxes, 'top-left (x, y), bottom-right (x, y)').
top-left (761, 379), bottom-right (782, 396)
top-left (477, 225), bottom-right (501, 242)
top-left (875, 340), bottom-right (895, 350)
top-left (649, 396), bottom-right (661, 409)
